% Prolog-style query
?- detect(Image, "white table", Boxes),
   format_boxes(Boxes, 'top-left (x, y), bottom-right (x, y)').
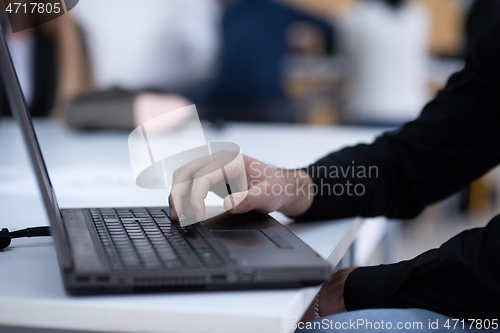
top-left (0, 119), bottom-right (388, 333)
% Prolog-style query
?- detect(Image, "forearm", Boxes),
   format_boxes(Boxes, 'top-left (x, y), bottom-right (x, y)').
top-left (298, 84), bottom-right (500, 221)
top-left (297, 21), bottom-right (500, 222)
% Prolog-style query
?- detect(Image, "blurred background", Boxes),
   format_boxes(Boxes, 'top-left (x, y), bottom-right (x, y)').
top-left (1, 0), bottom-right (499, 265)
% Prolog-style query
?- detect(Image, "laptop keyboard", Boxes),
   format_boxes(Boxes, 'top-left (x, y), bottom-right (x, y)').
top-left (89, 208), bottom-right (223, 270)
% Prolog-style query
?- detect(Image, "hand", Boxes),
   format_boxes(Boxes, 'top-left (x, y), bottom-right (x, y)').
top-left (299, 268), bottom-right (357, 324)
top-left (168, 151), bottom-right (314, 221)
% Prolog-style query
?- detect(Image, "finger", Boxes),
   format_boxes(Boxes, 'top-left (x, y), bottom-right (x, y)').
top-left (225, 152), bottom-right (248, 193)
top-left (191, 168), bottom-right (227, 222)
top-left (210, 180), bottom-right (232, 198)
top-left (191, 152), bottom-right (249, 221)
top-left (170, 181), bottom-right (189, 219)
top-left (170, 154), bottom-right (214, 219)
top-left (171, 150), bottom-right (244, 221)
top-left (168, 194), bottom-right (179, 220)
top-left (171, 155), bottom-right (213, 187)
top-left (217, 151), bottom-right (246, 179)
top-left (223, 181), bottom-right (275, 214)
top-left (182, 190), bottom-right (195, 219)
top-left (209, 149), bottom-right (239, 167)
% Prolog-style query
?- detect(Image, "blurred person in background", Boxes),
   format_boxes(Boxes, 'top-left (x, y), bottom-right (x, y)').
top-left (70, 0), bottom-right (219, 95)
top-left (0, 8), bottom-right (92, 118)
top-left (339, 0), bottom-right (430, 126)
top-left (64, 0), bottom-right (219, 130)
top-left (203, 0), bottom-right (334, 123)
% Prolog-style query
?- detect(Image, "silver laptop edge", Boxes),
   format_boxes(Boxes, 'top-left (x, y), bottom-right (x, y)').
top-left (0, 24), bottom-right (73, 271)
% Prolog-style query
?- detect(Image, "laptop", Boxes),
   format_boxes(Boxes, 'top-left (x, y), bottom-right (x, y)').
top-left (0, 25), bottom-right (330, 294)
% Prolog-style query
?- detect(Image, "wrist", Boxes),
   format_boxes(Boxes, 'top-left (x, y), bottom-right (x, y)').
top-left (319, 267), bottom-right (356, 316)
top-left (278, 169), bottom-right (313, 217)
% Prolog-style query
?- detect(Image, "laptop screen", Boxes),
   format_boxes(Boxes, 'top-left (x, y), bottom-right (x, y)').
top-left (0, 25), bottom-right (72, 270)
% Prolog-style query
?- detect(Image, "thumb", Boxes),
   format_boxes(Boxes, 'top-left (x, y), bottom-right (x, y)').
top-left (223, 181), bottom-right (272, 214)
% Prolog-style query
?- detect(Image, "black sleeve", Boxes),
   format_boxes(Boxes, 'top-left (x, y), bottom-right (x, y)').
top-left (297, 19), bottom-right (500, 221)
top-left (344, 216), bottom-right (500, 319)
top-left (297, 20), bottom-right (500, 320)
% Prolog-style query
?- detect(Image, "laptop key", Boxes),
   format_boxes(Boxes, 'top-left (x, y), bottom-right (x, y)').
top-left (144, 263), bottom-right (162, 270)
top-left (163, 260), bottom-right (182, 269)
top-left (129, 235), bottom-right (146, 240)
top-left (157, 248), bottom-right (177, 261)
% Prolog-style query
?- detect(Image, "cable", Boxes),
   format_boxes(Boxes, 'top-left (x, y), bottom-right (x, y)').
top-left (9, 226), bottom-right (51, 238)
top-left (0, 226), bottom-right (51, 250)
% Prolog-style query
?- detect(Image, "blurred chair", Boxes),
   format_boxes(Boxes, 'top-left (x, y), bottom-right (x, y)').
top-left (0, 10), bottom-right (92, 118)
top-left (204, 0), bottom-right (334, 123)
top-left (338, 0), bottom-right (430, 126)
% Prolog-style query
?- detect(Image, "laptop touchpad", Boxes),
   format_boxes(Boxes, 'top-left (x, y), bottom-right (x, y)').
top-left (212, 230), bottom-right (278, 251)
